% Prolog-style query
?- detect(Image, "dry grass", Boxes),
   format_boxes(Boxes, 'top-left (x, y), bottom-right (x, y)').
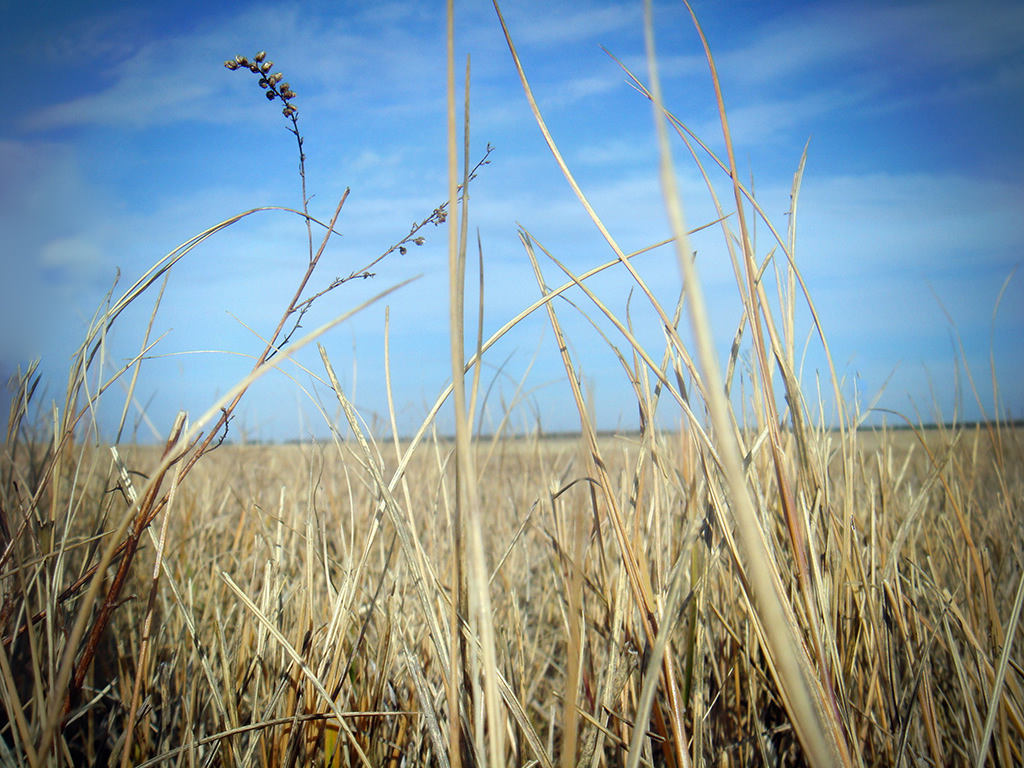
top-left (3, 2), bottom-right (1023, 766)
top-left (3, 425), bottom-right (1022, 766)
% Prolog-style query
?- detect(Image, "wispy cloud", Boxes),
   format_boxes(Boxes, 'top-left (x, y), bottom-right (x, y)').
top-left (33, 9), bottom-right (149, 65)
top-left (683, 0), bottom-right (1024, 150)
top-left (26, 76), bottom-right (217, 130)
top-left (798, 172), bottom-right (1024, 278)
top-left (22, 18), bottom-right (251, 130)
top-left (721, 1), bottom-right (1024, 85)
top-left (20, 3), bottom-right (444, 131)
top-left (685, 86), bottom-right (859, 147)
top-left (0, 138), bottom-right (117, 365)
top-left (557, 73), bottom-right (622, 103)
top-left (507, 4), bottom-right (637, 46)
top-left (39, 237), bottom-right (106, 276)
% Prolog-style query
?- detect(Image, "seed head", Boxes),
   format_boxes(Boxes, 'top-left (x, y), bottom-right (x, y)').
top-left (225, 50), bottom-right (300, 124)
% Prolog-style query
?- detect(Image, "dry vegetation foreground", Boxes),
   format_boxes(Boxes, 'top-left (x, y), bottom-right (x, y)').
top-left (3, 422), bottom-right (1022, 766)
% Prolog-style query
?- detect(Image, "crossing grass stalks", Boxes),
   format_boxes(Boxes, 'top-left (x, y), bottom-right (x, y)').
top-left (2, 2), bottom-right (1023, 766)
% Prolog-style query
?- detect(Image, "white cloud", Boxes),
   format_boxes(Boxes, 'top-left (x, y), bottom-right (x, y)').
top-left (571, 134), bottom-right (656, 167)
top-left (557, 73), bottom-right (621, 104)
top-left (23, 23), bottom-right (244, 130)
top-left (506, 4), bottom-right (637, 46)
top-left (39, 237), bottom-right (106, 274)
top-left (684, 87), bottom-right (855, 148)
top-left (348, 148), bottom-right (407, 174)
top-left (30, 7), bottom-right (149, 66)
top-left (798, 172), bottom-right (1024, 278)
top-left (721, 1), bottom-right (1024, 85)
top-left (27, 77), bottom-right (215, 130)
top-left (613, 52), bottom-right (705, 82)
top-left (0, 140), bottom-right (118, 372)
top-left (21, 3), bottom-right (426, 131)
top-left (697, 1), bottom-right (1024, 134)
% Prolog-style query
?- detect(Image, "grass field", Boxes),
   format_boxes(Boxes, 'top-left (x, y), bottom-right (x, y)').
top-left (3, 2), bottom-right (1023, 766)
top-left (3, 423), bottom-right (1022, 766)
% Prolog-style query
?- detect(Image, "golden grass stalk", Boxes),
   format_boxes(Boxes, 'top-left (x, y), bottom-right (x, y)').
top-left (641, 2), bottom-right (853, 764)
top-left (446, 3), bottom-right (504, 765)
top-left (522, 225), bottom-right (690, 768)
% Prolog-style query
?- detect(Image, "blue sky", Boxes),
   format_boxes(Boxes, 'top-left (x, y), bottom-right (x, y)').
top-left (3, 0), bottom-right (1022, 441)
